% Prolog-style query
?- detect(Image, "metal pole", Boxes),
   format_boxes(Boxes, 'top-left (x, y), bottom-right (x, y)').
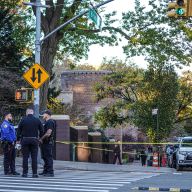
top-left (34, 0), bottom-right (41, 117)
top-left (157, 109), bottom-right (159, 141)
top-left (157, 109), bottom-right (160, 167)
top-left (120, 127), bottom-right (123, 163)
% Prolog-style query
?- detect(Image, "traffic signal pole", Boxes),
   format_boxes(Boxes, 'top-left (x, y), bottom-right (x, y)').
top-left (34, 0), bottom-right (41, 117)
top-left (24, 0), bottom-right (114, 117)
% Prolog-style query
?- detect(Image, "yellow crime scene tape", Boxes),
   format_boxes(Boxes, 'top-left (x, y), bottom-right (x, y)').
top-left (56, 141), bottom-right (180, 145)
top-left (56, 141), bottom-right (179, 156)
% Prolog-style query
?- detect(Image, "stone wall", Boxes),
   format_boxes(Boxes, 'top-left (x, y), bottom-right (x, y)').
top-left (60, 70), bottom-right (112, 122)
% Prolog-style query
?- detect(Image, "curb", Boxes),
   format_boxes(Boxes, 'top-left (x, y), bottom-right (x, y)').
top-left (132, 187), bottom-right (192, 192)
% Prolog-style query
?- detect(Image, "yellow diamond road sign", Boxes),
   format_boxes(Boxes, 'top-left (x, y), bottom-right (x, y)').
top-left (23, 63), bottom-right (49, 89)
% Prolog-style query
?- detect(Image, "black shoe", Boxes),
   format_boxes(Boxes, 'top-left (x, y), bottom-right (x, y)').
top-left (39, 172), bottom-right (46, 176)
top-left (32, 174), bottom-right (38, 178)
top-left (22, 174), bottom-right (28, 178)
top-left (43, 173), bottom-right (54, 177)
top-left (12, 172), bottom-right (20, 176)
top-left (4, 172), bottom-right (12, 175)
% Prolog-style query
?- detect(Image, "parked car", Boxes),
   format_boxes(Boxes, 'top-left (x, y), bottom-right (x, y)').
top-left (174, 137), bottom-right (192, 171)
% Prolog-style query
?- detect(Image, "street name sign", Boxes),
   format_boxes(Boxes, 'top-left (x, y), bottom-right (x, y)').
top-left (23, 63), bottom-right (49, 89)
top-left (88, 8), bottom-right (102, 29)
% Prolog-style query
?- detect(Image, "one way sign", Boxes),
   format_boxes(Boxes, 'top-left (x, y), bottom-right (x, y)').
top-left (23, 63), bottom-right (49, 89)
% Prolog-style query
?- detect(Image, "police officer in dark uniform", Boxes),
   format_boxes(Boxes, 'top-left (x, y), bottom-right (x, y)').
top-left (113, 140), bottom-right (122, 165)
top-left (1, 112), bottom-right (20, 175)
top-left (17, 108), bottom-right (43, 178)
top-left (39, 110), bottom-right (55, 177)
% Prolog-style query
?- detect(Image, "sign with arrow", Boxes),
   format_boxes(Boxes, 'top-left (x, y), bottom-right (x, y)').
top-left (23, 63), bottom-right (49, 89)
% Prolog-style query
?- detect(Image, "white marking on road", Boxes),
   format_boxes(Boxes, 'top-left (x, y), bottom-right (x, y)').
top-left (0, 181), bottom-right (118, 190)
top-left (0, 185), bottom-right (109, 192)
top-left (0, 190), bottom-right (47, 192)
top-left (0, 176), bottom-right (130, 184)
top-left (0, 178), bottom-right (123, 186)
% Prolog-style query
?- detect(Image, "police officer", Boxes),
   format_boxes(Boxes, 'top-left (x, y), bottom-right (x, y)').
top-left (17, 108), bottom-right (43, 178)
top-left (39, 110), bottom-right (55, 177)
top-left (1, 112), bottom-right (20, 175)
top-left (113, 140), bottom-right (122, 165)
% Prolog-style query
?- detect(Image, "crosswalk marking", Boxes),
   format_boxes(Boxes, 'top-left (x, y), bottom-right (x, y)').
top-left (0, 177), bottom-right (124, 186)
top-left (0, 171), bottom-right (160, 192)
top-left (0, 181), bottom-right (118, 190)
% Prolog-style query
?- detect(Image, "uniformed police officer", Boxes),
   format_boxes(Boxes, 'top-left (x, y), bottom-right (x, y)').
top-left (39, 110), bottom-right (55, 177)
top-left (1, 112), bottom-right (20, 175)
top-left (17, 108), bottom-right (43, 178)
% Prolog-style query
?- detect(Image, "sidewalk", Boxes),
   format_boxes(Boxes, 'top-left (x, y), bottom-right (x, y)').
top-left (0, 156), bottom-right (174, 173)
top-left (53, 160), bottom-right (174, 173)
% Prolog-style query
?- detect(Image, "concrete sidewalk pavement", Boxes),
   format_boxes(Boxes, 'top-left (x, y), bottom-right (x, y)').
top-left (0, 155), bottom-right (174, 173)
top-left (54, 160), bottom-right (175, 173)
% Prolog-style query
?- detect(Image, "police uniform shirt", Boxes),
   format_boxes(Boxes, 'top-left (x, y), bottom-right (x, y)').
top-left (43, 119), bottom-right (55, 144)
top-left (1, 120), bottom-right (16, 142)
top-left (17, 114), bottom-right (44, 140)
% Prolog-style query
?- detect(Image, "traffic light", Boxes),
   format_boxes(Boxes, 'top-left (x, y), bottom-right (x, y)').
top-left (167, 0), bottom-right (192, 18)
top-left (15, 88), bottom-right (33, 102)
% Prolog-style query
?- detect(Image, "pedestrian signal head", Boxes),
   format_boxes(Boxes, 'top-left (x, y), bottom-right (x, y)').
top-left (15, 89), bottom-right (28, 102)
top-left (15, 88), bottom-right (34, 103)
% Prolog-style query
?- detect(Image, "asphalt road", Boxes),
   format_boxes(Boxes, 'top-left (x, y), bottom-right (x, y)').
top-left (0, 163), bottom-right (191, 192)
top-left (128, 171), bottom-right (192, 192)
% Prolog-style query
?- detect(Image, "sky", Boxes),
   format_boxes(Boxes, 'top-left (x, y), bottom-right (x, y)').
top-left (79, 0), bottom-right (148, 69)
top-left (79, 0), bottom-right (192, 73)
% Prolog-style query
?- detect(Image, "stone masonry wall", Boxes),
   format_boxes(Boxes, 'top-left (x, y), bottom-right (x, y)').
top-left (60, 70), bottom-right (112, 119)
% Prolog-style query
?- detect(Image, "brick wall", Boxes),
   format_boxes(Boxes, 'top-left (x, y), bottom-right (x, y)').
top-left (60, 70), bottom-right (112, 120)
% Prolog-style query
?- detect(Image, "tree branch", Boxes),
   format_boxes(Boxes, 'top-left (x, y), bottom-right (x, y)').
top-left (67, 26), bottom-right (132, 40)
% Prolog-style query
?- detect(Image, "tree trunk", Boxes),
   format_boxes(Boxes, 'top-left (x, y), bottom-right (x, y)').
top-left (40, 35), bottom-right (59, 111)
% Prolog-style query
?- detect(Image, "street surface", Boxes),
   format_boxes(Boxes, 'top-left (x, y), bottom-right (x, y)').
top-left (0, 157), bottom-right (191, 192)
top-left (0, 170), bottom-right (160, 192)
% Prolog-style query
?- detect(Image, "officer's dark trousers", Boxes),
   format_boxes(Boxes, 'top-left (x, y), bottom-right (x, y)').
top-left (41, 143), bottom-right (54, 174)
top-left (141, 156), bottom-right (147, 166)
top-left (21, 138), bottom-right (38, 174)
top-left (3, 142), bottom-right (16, 174)
top-left (113, 154), bottom-right (122, 165)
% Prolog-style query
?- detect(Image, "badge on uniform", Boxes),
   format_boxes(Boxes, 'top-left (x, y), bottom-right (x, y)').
top-left (3, 124), bottom-right (8, 128)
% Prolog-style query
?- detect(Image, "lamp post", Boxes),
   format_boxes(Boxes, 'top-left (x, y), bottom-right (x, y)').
top-left (152, 108), bottom-right (160, 166)
top-left (152, 108), bottom-right (159, 141)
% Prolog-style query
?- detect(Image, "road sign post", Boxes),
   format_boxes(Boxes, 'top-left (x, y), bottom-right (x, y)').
top-left (34, 0), bottom-right (41, 117)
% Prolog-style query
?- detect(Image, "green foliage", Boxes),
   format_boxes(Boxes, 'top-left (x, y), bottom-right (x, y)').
top-left (119, 0), bottom-right (192, 68)
top-left (132, 65), bottom-right (179, 141)
top-left (0, 0), bottom-right (32, 106)
top-left (94, 59), bottom-right (179, 142)
top-left (177, 71), bottom-right (192, 123)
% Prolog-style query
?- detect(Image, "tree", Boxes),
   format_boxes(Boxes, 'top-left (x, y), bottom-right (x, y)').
top-left (0, 0), bottom-right (32, 109)
top-left (29, 0), bottom-right (118, 110)
top-left (26, 0), bottom-right (192, 113)
top-left (119, 0), bottom-right (192, 68)
top-left (94, 59), bottom-right (144, 128)
top-left (176, 71), bottom-right (192, 123)
top-left (132, 65), bottom-right (178, 142)
top-left (94, 59), bottom-right (179, 142)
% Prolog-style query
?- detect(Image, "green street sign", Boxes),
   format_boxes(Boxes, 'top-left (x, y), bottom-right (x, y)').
top-left (88, 8), bottom-right (101, 28)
